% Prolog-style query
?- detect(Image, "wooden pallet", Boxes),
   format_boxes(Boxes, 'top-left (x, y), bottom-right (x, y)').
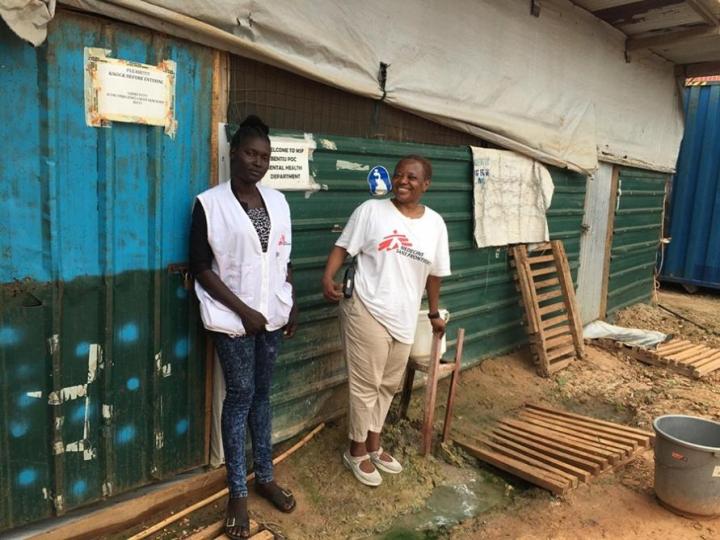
top-left (510, 241), bottom-right (584, 377)
top-left (593, 338), bottom-right (720, 379)
top-left (454, 403), bottom-right (654, 495)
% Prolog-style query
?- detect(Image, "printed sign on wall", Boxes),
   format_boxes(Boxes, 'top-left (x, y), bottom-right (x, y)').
top-left (84, 48), bottom-right (177, 137)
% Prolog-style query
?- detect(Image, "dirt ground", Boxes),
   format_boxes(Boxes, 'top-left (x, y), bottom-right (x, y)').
top-left (145, 286), bottom-right (720, 539)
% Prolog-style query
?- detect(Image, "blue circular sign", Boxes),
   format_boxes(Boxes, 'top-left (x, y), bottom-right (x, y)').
top-left (367, 166), bottom-right (392, 196)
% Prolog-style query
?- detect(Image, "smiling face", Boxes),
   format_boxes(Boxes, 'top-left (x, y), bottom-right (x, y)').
top-left (392, 159), bottom-right (430, 204)
top-left (230, 136), bottom-right (271, 186)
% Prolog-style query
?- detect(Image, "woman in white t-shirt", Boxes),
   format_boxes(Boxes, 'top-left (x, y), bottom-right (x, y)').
top-left (321, 155), bottom-right (451, 487)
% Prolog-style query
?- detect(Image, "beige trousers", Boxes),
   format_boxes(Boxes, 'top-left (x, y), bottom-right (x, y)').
top-left (340, 294), bottom-right (412, 442)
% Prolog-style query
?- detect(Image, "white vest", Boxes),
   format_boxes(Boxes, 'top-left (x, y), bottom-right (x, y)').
top-left (194, 181), bottom-right (293, 336)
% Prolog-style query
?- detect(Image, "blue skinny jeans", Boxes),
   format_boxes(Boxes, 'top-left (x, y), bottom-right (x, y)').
top-left (214, 329), bottom-right (282, 498)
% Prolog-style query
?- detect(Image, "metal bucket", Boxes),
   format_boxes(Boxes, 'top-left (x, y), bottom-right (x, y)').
top-left (653, 415), bottom-right (720, 518)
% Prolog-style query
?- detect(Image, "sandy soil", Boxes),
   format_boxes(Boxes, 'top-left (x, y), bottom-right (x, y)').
top-left (141, 287), bottom-right (720, 539)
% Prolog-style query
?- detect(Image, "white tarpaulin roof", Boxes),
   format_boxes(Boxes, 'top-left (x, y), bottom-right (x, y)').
top-left (5, 0), bottom-right (686, 173)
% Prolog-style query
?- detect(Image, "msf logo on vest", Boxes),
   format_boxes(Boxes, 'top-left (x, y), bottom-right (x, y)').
top-left (378, 230), bottom-right (412, 251)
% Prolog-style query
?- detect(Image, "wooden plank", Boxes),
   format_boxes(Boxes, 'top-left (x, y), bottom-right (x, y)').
top-left (441, 329), bottom-right (464, 443)
top-left (599, 165), bottom-right (619, 319)
top-left (666, 345), bottom-right (714, 363)
top-left (493, 426), bottom-right (601, 473)
top-left (488, 431), bottom-right (592, 482)
top-left (545, 334), bottom-right (575, 351)
top-left (544, 324), bottom-right (572, 339)
top-left (527, 254), bottom-right (555, 264)
top-left (656, 340), bottom-right (693, 354)
top-left (542, 314), bottom-right (569, 329)
top-left (529, 242), bottom-right (552, 251)
top-left (249, 532), bottom-right (275, 540)
top-left (694, 356), bottom-right (720, 376)
top-left (534, 277), bottom-right (560, 290)
top-left (688, 350), bottom-right (720, 368)
top-left (188, 520), bottom-right (260, 540)
top-left (538, 302), bottom-right (566, 316)
top-left (531, 265), bottom-right (557, 278)
top-left (421, 335), bottom-right (442, 455)
top-left (500, 419), bottom-right (616, 463)
top-left (522, 407), bottom-right (649, 446)
top-left (478, 436), bottom-right (579, 488)
top-left (519, 411), bottom-right (636, 452)
top-left (513, 245), bottom-right (550, 375)
top-left (551, 241), bottom-right (585, 358)
top-left (454, 439), bottom-right (570, 495)
top-left (524, 403), bottom-right (654, 441)
top-left (546, 345), bottom-right (575, 361)
top-left (537, 289), bottom-right (563, 303)
top-left (30, 468), bottom-right (228, 540)
top-left (547, 357), bottom-right (573, 373)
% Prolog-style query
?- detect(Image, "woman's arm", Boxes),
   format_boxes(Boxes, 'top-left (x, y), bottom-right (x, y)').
top-left (321, 246), bottom-right (348, 302)
top-left (425, 275), bottom-right (446, 336)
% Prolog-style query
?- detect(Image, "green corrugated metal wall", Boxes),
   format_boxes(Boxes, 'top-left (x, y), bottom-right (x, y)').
top-left (268, 132), bottom-right (587, 441)
top-left (606, 167), bottom-right (668, 317)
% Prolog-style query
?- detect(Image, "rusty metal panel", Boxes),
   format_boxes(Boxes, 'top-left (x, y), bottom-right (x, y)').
top-left (264, 131), bottom-right (587, 444)
top-left (0, 11), bottom-right (212, 531)
top-left (606, 167), bottom-right (668, 317)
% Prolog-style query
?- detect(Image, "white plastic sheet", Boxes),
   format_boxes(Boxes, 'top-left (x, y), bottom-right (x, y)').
top-left (584, 320), bottom-right (668, 349)
top-left (51, 0), bottom-right (683, 172)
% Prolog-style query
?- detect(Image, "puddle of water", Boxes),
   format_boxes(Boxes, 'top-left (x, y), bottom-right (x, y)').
top-left (368, 471), bottom-right (509, 539)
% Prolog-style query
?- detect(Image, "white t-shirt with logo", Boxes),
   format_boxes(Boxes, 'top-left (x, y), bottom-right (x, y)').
top-left (336, 199), bottom-right (451, 344)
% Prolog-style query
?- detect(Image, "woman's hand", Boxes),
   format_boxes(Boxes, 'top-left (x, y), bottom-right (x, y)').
top-left (240, 307), bottom-right (268, 335)
top-left (284, 303), bottom-right (299, 338)
top-left (430, 317), bottom-right (446, 337)
top-left (322, 276), bottom-right (343, 302)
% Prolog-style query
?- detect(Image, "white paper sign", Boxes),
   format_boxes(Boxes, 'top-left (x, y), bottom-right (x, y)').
top-left (85, 48), bottom-right (177, 136)
top-left (261, 137), bottom-right (315, 190)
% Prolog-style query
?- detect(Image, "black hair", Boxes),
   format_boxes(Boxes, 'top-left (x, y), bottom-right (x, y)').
top-left (396, 154), bottom-right (432, 180)
top-left (230, 115), bottom-right (270, 150)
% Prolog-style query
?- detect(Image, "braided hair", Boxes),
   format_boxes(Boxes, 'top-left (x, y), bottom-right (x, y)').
top-left (230, 115), bottom-right (270, 150)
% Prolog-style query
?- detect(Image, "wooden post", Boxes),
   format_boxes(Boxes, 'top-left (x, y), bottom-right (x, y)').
top-left (398, 367), bottom-right (415, 419)
top-left (551, 241), bottom-right (585, 358)
top-left (441, 329), bottom-right (464, 443)
top-left (421, 334), bottom-right (441, 455)
top-left (599, 165), bottom-right (620, 320)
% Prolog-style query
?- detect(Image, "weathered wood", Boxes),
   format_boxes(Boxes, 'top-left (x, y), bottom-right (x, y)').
top-left (538, 302), bottom-right (567, 316)
top-left (666, 345), bottom-right (712, 362)
top-left (524, 403), bottom-right (654, 442)
top-left (546, 345), bottom-right (576, 361)
top-left (544, 324), bottom-right (572, 340)
top-left (487, 431), bottom-right (591, 482)
top-left (599, 165), bottom-right (619, 319)
top-left (531, 265), bottom-right (557, 278)
top-left (656, 340), bottom-right (693, 354)
top-left (518, 411), bottom-right (635, 453)
top-left (547, 358), bottom-right (573, 373)
top-left (442, 329), bottom-right (464, 443)
top-left (522, 407), bottom-right (649, 446)
top-left (421, 335), bottom-right (442, 456)
top-left (188, 519), bottom-right (260, 540)
top-left (527, 254), bottom-right (556, 264)
top-left (545, 334), bottom-right (575, 350)
top-left (492, 426), bottom-right (600, 474)
top-left (477, 436), bottom-right (579, 488)
top-left (534, 277), bottom-right (561, 290)
top-left (551, 241), bottom-right (585, 358)
top-left (689, 350), bottom-right (720, 368)
top-left (542, 314), bottom-right (569, 329)
top-left (694, 356), bottom-right (720, 376)
top-left (537, 289), bottom-right (563, 302)
top-left (455, 439), bottom-right (570, 495)
top-left (500, 419), bottom-right (617, 463)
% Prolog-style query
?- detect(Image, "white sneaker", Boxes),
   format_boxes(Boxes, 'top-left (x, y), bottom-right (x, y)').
top-left (343, 451), bottom-right (382, 487)
top-left (369, 447), bottom-right (403, 474)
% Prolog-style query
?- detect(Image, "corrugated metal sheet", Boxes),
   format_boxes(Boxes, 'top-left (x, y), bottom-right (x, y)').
top-left (268, 132), bottom-right (587, 443)
top-left (606, 167), bottom-right (668, 317)
top-left (0, 12), bottom-right (212, 530)
top-left (662, 84), bottom-right (720, 290)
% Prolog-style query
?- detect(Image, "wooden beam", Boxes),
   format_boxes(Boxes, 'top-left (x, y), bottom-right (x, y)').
top-left (599, 166), bottom-right (619, 320)
top-left (595, 0), bottom-right (685, 26)
top-left (687, 0), bottom-right (719, 26)
top-left (29, 468), bottom-right (227, 540)
top-left (683, 60), bottom-right (720, 77)
top-left (626, 25), bottom-right (720, 51)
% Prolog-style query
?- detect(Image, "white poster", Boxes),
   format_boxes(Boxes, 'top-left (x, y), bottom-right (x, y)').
top-left (85, 48), bottom-right (177, 136)
top-left (261, 137), bottom-right (316, 190)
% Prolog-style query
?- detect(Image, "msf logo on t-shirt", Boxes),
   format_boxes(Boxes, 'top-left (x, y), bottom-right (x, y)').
top-left (378, 230), bottom-right (412, 251)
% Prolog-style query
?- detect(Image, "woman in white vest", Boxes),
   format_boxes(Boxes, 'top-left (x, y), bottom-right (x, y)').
top-left (190, 116), bottom-right (298, 539)
top-left (321, 155), bottom-right (451, 486)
